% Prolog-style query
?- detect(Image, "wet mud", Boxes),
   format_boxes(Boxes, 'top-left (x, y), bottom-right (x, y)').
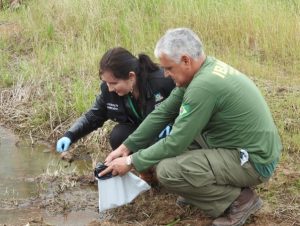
top-left (0, 125), bottom-right (298, 226)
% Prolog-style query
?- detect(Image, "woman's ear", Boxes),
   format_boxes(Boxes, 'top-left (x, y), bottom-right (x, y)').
top-left (128, 71), bottom-right (136, 80)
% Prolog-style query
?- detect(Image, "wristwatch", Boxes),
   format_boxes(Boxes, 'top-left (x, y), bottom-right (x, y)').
top-left (126, 155), bottom-right (132, 166)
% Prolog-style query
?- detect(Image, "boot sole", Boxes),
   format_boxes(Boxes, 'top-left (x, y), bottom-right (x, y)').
top-left (212, 197), bottom-right (263, 226)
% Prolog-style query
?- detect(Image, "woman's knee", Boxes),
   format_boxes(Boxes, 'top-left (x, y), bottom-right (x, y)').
top-left (109, 123), bottom-right (137, 150)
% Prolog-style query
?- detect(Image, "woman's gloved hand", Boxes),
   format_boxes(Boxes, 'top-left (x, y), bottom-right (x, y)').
top-left (56, 137), bottom-right (71, 152)
top-left (158, 125), bottom-right (172, 139)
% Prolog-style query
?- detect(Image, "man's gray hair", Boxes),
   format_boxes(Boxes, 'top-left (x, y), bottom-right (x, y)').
top-left (154, 28), bottom-right (204, 63)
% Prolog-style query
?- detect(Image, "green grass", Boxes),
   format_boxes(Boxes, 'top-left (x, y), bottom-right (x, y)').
top-left (0, 1), bottom-right (300, 223)
top-left (0, 0), bottom-right (299, 148)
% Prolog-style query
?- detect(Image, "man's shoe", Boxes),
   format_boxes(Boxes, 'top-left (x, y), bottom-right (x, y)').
top-left (212, 188), bottom-right (263, 226)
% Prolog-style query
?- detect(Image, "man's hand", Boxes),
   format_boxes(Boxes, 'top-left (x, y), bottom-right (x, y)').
top-left (105, 144), bottom-right (131, 164)
top-left (99, 156), bottom-right (132, 177)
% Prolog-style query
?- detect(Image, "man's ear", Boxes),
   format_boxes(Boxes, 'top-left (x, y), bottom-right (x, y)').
top-left (181, 55), bottom-right (191, 66)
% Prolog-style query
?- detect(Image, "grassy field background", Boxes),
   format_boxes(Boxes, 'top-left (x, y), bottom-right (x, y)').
top-left (0, 0), bottom-right (299, 225)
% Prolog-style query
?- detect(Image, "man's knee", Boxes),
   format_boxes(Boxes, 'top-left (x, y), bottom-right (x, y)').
top-left (156, 160), bottom-right (166, 184)
top-left (156, 158), bottom-right (180, 186)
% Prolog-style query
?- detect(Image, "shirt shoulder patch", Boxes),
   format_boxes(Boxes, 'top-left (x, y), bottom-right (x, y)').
top-left (179, 103), bottom-right (191, 116)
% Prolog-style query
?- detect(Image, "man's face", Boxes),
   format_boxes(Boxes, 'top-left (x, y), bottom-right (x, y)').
top-left (159, 53), bottom-right (192, 87)
top-left (101, 71), bottom-right (133, 96)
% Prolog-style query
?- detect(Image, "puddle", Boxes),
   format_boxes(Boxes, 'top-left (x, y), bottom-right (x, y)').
top-left (0, 208), bottom-right (100, 226)
top-left (0, 126), bottom-right (101, 225)
top-left (44, 210), bottom-right (100, 226)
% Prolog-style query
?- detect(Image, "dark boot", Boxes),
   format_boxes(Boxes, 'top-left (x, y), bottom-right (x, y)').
top-left (212, 188), bottom-right (263, 226)
top-left (176, 196), bottom-right (190, 207)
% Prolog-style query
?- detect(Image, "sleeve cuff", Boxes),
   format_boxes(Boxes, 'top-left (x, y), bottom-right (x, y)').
top-left (131, 152), bottom-right (143, 172)
top-left (123, 138), bottom-right (140, 153)
top-left (63, 131), bottom-right (75, 143)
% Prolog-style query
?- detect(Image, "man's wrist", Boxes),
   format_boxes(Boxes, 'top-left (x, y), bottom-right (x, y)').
top-left (126, 155), bottom-right (132, 166)
top-left (120, 144), bottom-right (131, 156)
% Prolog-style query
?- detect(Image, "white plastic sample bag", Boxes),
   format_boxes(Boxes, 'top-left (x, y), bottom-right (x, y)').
top-left (95, 163), bottom-right (150, 212)
top-left (97, 172), bottom-right (151, 212)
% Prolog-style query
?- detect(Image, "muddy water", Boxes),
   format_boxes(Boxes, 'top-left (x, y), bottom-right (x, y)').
top-left (0, 126), bottom-right (100, 226)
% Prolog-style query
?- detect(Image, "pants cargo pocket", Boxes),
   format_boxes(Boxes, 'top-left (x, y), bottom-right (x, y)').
top-left (177, 153), bottom-right (217, 187)
top-left (181, 169), bottom-right (216, 187)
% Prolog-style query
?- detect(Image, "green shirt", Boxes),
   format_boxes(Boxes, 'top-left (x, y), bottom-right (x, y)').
top-left (124, 57), bottom-right (282, 177)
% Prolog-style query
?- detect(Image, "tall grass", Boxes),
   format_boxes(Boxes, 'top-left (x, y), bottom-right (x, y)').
top-left (0, 0), bottom-right (299, 138)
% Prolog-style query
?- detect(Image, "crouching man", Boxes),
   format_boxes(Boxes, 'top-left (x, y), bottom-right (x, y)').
top-left (99, 28), bottom-right (282, 226)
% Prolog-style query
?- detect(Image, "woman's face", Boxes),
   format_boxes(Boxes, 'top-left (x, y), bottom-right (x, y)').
top-left (101, 71), bottom-right (134, 96)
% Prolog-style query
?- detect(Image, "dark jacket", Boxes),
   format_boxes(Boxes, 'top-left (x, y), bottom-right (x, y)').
top-left (64, 69), bottom-right (175, 143)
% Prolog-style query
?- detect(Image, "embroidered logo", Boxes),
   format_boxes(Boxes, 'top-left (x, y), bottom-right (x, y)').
top-left (107, 103), bottom-right (118, 110)
top-left (154, 92), bottom-right (164, 102)
top-left (179, 104), bottom-right (191, 116)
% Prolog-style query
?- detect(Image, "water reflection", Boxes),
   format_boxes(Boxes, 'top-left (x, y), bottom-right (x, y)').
top-left (0, 127), bottom-right (68, 199)
top-left (0, 126), bottom-right (99, 225)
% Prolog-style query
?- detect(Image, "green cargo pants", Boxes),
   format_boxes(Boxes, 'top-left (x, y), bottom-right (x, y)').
top-left (156, 148), bottom-right (268, 218)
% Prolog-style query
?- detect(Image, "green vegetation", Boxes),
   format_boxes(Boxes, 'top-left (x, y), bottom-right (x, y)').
top-left (0, 0), bottom-right (299, 224)
top-left (1, 0), bottom-right (299, 134)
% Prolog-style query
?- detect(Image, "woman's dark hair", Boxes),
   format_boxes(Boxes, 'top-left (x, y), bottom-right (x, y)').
top-left (99, 47), bottom-right (159, 115)
top-left (99, 47), bottom-right (158, 79)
